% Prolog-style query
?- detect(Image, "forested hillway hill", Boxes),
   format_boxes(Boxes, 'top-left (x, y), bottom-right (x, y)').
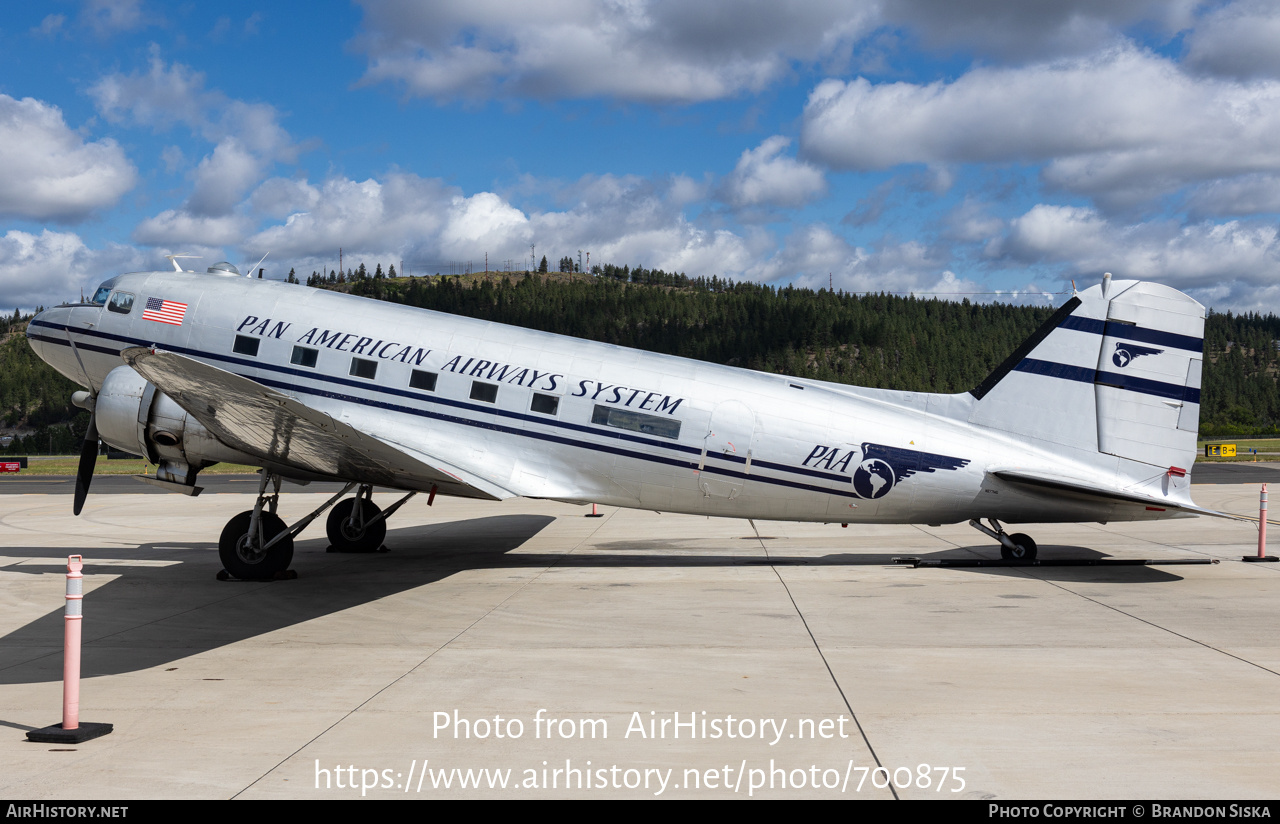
top-left (333, 269), bottom-right (1280, 439)
top-left (3, 271), bottom-right (1277, 455)
top-left (0, 317), bottom-right (88, 455)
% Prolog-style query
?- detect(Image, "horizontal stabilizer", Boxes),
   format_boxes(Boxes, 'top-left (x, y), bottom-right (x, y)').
top-left (990, 469), bottom-right (1249, 521)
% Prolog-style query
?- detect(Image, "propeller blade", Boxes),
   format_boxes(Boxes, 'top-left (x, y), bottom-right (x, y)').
top-left (73, 413), bottom-right (98, 516)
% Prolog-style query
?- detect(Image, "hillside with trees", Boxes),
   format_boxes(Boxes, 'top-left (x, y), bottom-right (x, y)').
top-left (0, 314), bottom-right (89, 455)
top-left (3, 269), bottom-right (1277, 455)
top-left (336, 268), bottom-right (1280, 437)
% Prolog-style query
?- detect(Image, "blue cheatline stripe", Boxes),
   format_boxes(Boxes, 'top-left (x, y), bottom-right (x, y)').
top-left (249, 373), bottom-right (864, 499)
top-left (29, 320), bottom-right (872, 498)
top-left (1013, 358), bottom-right (1096, 383)
top-left (1014, 357), bottom-right (1201, 403)
top-left (1094, 370), bottom-right (1201, 404)
top-left (34, 320), bottom-right (850, 483)
top-left (1103, 321), bottom-right (1201, 353)
top-left (1058, 315), bottom-right (1106, 336)
top-left (27, 334), bottom-right (120, 358)
top-left (1057, 314), bottom-right (1202, 353)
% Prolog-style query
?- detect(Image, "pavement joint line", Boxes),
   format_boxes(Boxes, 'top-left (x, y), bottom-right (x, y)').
top-left (1028, 573), bottom-right (1280, 680)
top-left (233, 507), bottom-right (618, 799)
top-left (751, 521), bottom-right (899, 801)
top-left (924, 521), bottom-right (1280, 678)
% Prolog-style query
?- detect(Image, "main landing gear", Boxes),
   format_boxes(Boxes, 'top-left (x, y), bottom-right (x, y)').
top-left (968, 518), bottom-right (1038, 561)
top-left (217, 475), bottom-right (418, 580)
top-left (218, 473), bottom-right (303, 580)
top-left (325, 483), bottom-right (417, 553)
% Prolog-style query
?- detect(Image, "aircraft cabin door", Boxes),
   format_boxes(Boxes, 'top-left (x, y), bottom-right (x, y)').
top-left (699, 400), bottom-right (758, 500)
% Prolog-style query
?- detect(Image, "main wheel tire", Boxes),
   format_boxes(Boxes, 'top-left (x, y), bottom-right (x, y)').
top-left (1000, 533), bottom-right (1038, 561)
top-left (218, 510), bottom-right (294, 580)
top-left (326, 498), bottom-right (386, 552)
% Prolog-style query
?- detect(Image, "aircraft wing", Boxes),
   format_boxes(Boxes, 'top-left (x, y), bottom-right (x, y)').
top-left (990, 469), bottom-right (1251, 521)
top-left (121, 347), bottom-right (515, 500)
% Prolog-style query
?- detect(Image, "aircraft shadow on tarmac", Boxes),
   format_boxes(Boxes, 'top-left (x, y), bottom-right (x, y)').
top-left (0, 515), bottom-right (1183, 685)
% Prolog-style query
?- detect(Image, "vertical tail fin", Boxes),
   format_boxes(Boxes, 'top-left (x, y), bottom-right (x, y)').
top-left (968, 277), bottom-right (1204, 475)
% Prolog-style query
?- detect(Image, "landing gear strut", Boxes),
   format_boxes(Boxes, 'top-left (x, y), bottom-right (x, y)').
top-left (218, 475), bottom-right (354, 580)
top-left (326, 484), bottom-right (417, 553)
top-left (969, 518), bottom-right (1038, 561)
top-left (217, 477), bottom-right (418, 577)
top-left (219, 472), bottom-right (294, 580)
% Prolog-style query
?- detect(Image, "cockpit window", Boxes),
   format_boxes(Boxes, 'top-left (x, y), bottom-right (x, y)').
top-left (90, 286), bottom-right (112, 305)
top-left (107, 292), bottom-right (135, 314)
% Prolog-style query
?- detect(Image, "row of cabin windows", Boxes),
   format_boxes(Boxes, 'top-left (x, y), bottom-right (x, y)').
top-left (229, 334), bottom-right (680, 438)
top-left (100, 297), bottom-right (680, 438)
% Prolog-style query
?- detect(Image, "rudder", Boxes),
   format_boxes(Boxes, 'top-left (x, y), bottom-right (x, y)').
top-left (1092, 280), bottom-right (1203, 471)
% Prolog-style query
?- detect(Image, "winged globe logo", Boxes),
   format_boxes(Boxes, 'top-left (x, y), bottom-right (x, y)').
top-left (1112, 342), bottom-right (1164, 368)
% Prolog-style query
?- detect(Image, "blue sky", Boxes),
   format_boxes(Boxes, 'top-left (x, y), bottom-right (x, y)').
top-left (2, 0), bottom-right (1279, 312)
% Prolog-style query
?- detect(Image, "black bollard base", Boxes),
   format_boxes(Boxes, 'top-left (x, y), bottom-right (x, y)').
top-left (27, 722), bottom-right (113, 744)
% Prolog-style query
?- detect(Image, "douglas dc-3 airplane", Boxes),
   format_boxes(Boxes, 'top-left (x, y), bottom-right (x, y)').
top-left (25, 263), bottom-right (1224, 579)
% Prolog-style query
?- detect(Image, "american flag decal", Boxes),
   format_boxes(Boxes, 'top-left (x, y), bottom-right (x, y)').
top-left (142, 297), bottom-right (187, 325)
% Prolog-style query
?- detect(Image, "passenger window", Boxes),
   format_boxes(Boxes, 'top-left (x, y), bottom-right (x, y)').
top-left (470, 381), bottom-right (498, 403)
top-left (233, 335), bottom-right (260, 356)
top-left (530, 393), bottom-right (559, 415)
top-left (409, 370), bottom-right (437, 391)
top-left (291, 346), bottom-right (318, 368)
top-left (350, 357), bottom-right (377, 379)
top-left (107, 292), bottom-right (134, 314)
top-left (591, 405), bottom-right (681, 439)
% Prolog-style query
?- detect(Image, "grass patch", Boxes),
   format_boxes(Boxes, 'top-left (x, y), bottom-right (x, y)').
top-left (12, 456), bottom-right (260, 476)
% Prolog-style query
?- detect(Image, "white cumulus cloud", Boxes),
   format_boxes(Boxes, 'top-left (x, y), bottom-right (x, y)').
top-left (132, 211), bottom-right (253, 248)
top-left (92, 52), bottom-right (297, 233)
top-left (801, 47), bottom-right (1280, 209)
top-left (242, 170), bottom-right (760, 280)
top-left (0, 95), bottom-right (136, 222)
top-left (994, 204), bottom-right (1280, 309)
top-left (0, 230), bottom-right (150, 311)
top-left (1184, 0), bottom-right (1280, 79)
top-left (353, 0), bottom-right (877, 103)
top-left (722, 136), bottom-right (827, 210)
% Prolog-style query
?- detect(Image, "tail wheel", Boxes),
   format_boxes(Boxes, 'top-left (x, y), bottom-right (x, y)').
top-left (219, 511), bottom-right (294, 579)
top-left (1001, 533), bottom-right (1038, 561)
top-left (326, 498), bottom-right (386, 552)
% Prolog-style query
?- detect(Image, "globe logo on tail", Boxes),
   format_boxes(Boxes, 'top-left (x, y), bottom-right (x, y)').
top-left (1112, 342), bottom-right (1164, 368)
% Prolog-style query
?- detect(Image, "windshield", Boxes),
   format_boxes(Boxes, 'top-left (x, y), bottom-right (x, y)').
top-left (90, 285), bottom-right (112, 305)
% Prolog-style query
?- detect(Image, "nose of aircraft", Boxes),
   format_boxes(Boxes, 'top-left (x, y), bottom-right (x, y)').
top-left (25, 308), bottom-right (48, 358)
top-left (25, 305), bottom-right (69, 366)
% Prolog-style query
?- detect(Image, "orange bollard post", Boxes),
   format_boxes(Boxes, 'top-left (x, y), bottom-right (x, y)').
top-left (1244, 484), bottom-right (1276, 563)
top-left (27, 556), bottom-right (113, 743)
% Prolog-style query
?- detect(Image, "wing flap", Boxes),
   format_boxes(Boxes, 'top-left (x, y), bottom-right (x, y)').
top-left (122, 346), bottom-right (514, 500)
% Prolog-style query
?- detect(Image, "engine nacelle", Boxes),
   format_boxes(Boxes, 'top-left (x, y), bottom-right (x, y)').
top-left (95, 365), bottom-right (255, 484)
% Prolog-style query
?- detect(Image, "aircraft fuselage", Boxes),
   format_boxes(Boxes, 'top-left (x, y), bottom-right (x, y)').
top-left (27, 270), bottom-right (1189, 527)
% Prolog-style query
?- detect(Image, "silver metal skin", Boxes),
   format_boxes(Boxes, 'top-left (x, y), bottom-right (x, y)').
top-left (25, 269), bottom-right (1228, 555)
